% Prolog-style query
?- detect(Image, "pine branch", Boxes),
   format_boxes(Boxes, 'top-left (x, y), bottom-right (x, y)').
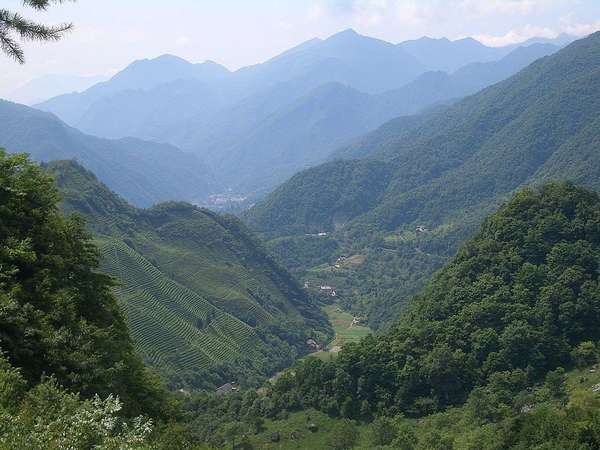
top-left (0, 2), bottom-right (73, 64)
top-left (23, 0), bottom-right (72, 11)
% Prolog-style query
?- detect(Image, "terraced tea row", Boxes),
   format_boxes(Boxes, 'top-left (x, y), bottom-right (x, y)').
top-left (98, 238), bottom-right (265, 372)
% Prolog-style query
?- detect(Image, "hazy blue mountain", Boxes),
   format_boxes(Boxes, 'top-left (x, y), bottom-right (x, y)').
top-left (509, 32), bottom-right (576, 49)
top-left (0, 100), bottom-right (218, 207)
top-left (8, 74), bottom-right (107, 105)
top-left (397, 36), bottom-right (508, 72)
top-left (176, 42), bottom-right (557, 193)
top-left (33, 29), bottom-right (564, 199)
top-left (36, 29), bottom-right (427, 141)
top-left (75, 79), bottom-right (228, 141)
top-left (36, 55), bottom-right (230, 126)
top-left (231, 29), bottom-right (427, 96)
top-left (331, 43), bottom-right (559, 160)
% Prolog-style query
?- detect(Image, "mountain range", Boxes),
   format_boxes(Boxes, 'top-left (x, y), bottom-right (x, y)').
top-left (35, 30), bottom-right (569, 198)
top-left (244, 31), bottom-right (600, 328)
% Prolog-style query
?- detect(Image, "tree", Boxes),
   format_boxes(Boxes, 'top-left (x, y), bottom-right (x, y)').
top-left (369, 416), bottom-right (397, 446)
top-left (327, 419), bottom-right (359, 450)
top-left (0, 151), bottom-right (170, 418)
top-left (571, 341), bottom-right (598, 368)
top-left (0, 0), bottom-right (74, 63)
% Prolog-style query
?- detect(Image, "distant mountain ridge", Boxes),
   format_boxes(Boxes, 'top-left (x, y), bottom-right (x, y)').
top-left (34, 30), bottom-right (571, 197)
top-left (0, 100), bottom-right (217, 207)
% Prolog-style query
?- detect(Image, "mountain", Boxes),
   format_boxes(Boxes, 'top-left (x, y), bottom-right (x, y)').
top-left (330, 43), bottom-right (559, 161)
top-left (248, 183), bottom-right (600, 448)
top-left (8, 74), bottom-right (107, 105)
top-left (37, 56), bottom-right (231, 126)
top-left (397, 36), bottom-right (508, 72)
top-left (0, 151), bottom-right (170, 421)
top-left (231, 28), bottom-right (426, 96)
top-left (244, 32), bottom-right (600, 328)
top-left (35, 30), bottom-right (563, 197)
top-left (0, 100), bottom-right (217, 207)
top-left (46, 160), bottom-right (332, 390)
top-left (178, 43), bottom-right (557, 194)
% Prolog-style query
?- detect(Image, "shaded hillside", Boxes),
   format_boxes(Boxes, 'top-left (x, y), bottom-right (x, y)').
top-left (0, 100), bottom-right (217, 207)
top-left (47, 160), bottom-right (332, 389)
top-left (244, 32), bottom-right (600, 328)
top-left (244, 160), bottom-right (393, 237)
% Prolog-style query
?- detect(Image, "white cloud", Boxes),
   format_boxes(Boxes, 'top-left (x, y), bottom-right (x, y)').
top-left (175, 36), bottom-right (191, 47)
top-left (473, 19), bottom-right (600, 47)
top-left (473, 24), bottom-right (557, 46)
top-left (459, 0), bottom-right (553, 17)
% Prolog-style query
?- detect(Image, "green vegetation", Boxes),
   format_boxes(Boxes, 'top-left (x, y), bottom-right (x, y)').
top-left (322, 304), bottom-right (371, 349)
top-left (264, 183), bottom-right (600, 417)
top-left (244, 32), bottom-right (600, 329)
top-left (45, 159), bottom-right (332, 390)
top-left (0, 151), bottom-right (170, 428)
top-left (244, 160), bottom-right (393, 238)
top-left (185, 182), bottom-right (600, 449)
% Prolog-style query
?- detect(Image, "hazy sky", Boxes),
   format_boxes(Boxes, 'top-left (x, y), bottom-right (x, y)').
top-left (1, 0), bottom-right (600, 96)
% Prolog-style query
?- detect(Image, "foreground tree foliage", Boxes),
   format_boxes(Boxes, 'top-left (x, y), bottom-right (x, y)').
top-left (265, 183), bottom-right (600, 417)
top-left (0, 0), bottom-right (74, 63)
top-left (0, 151), bottom-right (170, 419)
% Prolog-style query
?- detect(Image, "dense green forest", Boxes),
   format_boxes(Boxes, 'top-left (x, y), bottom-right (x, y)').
top-left (190, 183), bottom-right (600, 449)
top-left (244, 32), bottom-right (600, 329)
top-left (44, 159), bottom-right (332, 391)
top-left (4, 150), bottom-right (600, 449)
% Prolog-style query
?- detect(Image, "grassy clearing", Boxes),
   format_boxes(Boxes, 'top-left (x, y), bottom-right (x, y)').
top-left (323, 304), bottom-right (371, 349)
top-left (247, 410), bottom-right (370, 450)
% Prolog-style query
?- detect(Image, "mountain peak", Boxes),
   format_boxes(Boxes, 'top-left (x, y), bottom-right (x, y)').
top-left (327, 28), bottom-right (361, 41)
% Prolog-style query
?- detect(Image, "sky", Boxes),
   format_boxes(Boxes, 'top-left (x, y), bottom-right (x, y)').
top-left (1, 0), bottom-right (600, 97)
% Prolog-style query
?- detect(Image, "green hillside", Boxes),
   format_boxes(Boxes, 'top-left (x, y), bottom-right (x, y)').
top-left (46, 160), bottom-right (332, 390)
top-left (244, 32), bottom-right (600, 329)
top-left (187, 183), bottom-right (600, 450)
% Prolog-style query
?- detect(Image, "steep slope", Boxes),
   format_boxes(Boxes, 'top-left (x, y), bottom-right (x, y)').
top-left (244, 32), bottom-right (600, 328)
top-left (0, 100), bottom-right (218, 207)
top-left (244, 160), bottom-right (393, 236)
top-left (47, 160), bottom-right (332, 390)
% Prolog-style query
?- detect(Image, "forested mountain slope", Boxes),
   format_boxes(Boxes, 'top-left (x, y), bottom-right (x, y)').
top-left (47, 160), bottom-right (332, 390)
top-left (207, 183), bottom-right (600, 450)
top-left (244, 32), bottom-right (600, 328)
top-left (0, 100), bottom-right (217, 208)
top-left (266, 183), bottom-right (600, 416)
